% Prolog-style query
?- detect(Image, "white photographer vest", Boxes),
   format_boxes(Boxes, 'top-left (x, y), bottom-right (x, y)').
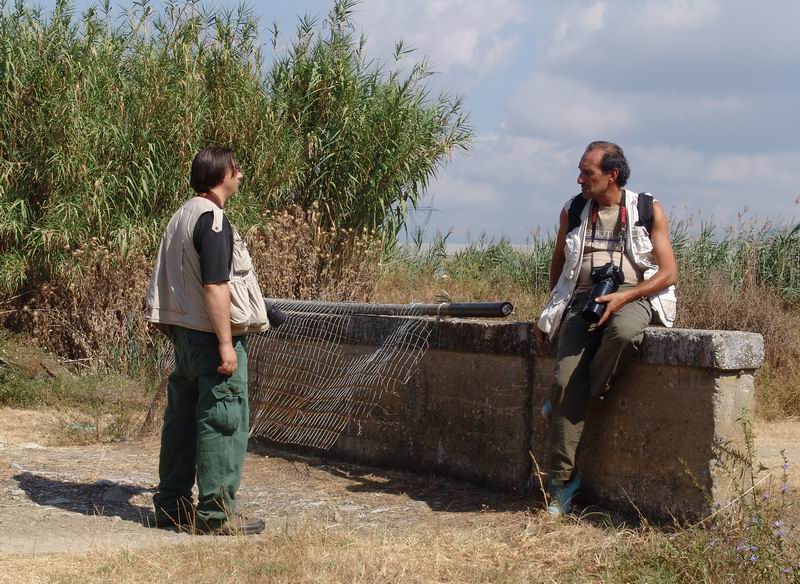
top-left (537, 189), bottom-right (677, 341)
top-left (146, 197), bottom-right (270, 335)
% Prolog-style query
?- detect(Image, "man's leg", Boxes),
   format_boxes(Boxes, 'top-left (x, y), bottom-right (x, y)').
top-left (153, 328), bottom-right (198, 527)
top-left (549, 292), bottom-right (600, 483)
top-left (588, 297), bottom-right (652, 398)
top-left (194, 336), bottom-right (250, 530)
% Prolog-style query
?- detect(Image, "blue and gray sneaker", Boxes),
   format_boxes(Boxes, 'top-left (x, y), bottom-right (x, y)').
top-left (546, 474), bottom-right (582, 517)
top-left (541, 399), bottom-right (553, 422)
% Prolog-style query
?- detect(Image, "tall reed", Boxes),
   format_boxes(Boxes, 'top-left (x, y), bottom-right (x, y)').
top-left (0, 0), bottom-right (471, 294)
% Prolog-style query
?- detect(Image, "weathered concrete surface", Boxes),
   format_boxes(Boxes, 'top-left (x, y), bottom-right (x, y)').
top-left (253, 317), bottom-right (763, 520)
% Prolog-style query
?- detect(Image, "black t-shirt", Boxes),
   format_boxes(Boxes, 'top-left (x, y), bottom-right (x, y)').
top-left (192, 211), bottom-right (233, 284)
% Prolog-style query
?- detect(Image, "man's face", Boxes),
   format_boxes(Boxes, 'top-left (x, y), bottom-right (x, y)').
top-left (577, 149), bottom-right (615, 198)
top-left (220, 161), bottom-right (243, 195)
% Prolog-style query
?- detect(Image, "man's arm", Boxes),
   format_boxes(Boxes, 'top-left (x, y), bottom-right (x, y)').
top-left (594, 201), bottom-right (678, 326)
top-left (534, 208), bottom-right (569, 343)
top-left (203, 282), bottom-right (237, 375)
top-left (548, 208), bottom-right (569, 291)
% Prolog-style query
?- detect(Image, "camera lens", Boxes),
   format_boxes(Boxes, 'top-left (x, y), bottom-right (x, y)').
top-left (581, 279), bottom-right (617, 323)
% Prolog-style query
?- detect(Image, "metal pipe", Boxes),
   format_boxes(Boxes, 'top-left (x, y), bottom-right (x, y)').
top-left (266, 298), bottom-right (514, 318)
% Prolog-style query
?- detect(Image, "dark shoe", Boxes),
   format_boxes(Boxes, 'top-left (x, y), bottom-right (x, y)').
top-left (197, 514), bottom-right (266, 536)
top-left (154, 504), bottom-right (196, 530)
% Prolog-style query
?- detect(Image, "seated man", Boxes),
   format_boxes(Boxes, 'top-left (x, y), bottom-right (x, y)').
top-left (534, 141), bottom-right (677, 516)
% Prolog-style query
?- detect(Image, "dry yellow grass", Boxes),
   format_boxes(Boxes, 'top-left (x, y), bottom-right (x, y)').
top-left (0, 515), bottom-right (625, 583)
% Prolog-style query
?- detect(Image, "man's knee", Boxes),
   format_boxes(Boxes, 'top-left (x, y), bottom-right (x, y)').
top-left (604, 317), bottom-right (645, 346)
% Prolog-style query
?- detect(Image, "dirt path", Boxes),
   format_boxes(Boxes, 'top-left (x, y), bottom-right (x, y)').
top-left (1, 408), bottom-right (799, 559)
top-left (0, 409), bottom-right (535, 557)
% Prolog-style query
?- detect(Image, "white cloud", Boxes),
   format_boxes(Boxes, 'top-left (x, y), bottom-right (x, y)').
top-left (546, 1), bottom-right (607, 60)
top-left (432, 174), bottom-right (499, 206)
top-left (626, 146), bottom-right (800, 224)
top-left (351, 0), bottom-right (529, 83)
top-left (507, 73), bottom-right (634, 139)
top-left (634, 0), bottom-right (721, 31)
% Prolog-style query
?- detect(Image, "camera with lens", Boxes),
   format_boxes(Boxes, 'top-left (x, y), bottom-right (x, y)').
top-left (581, 262), bottom-right (624, 323)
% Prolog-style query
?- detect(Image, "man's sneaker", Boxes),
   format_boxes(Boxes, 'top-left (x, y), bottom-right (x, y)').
top-left (540, 399), bottom-right (553, 423)
top-left (196, 514), bottom-right (266, 536)
top-left (546, 474), bottom-right (581, 517)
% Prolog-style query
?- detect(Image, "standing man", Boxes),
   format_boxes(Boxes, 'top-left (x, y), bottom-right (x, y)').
top-left (534, 141), bottom-right (677, 516)
top-left (146, 146), bottom-right (270, 534)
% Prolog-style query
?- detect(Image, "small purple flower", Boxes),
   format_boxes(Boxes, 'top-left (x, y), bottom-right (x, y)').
top-left (783, 567), bottom-right (792, 575)
top-left (776, 530), bottom-right (787, 538)
top-left (715, 501), bottom-right (722, 509)
top-left (775, 520), bottom-right (784, 528)
top-left (750, 555), bottom-right (758, 564)
top-left (751, 516), bottom-right (761, 525)
top-left (783, 462), bottom-right (790, 471)
top-left (763, 493), bottom-right (770, 501)
top-left (750, 545), bottom-right (759, 553)
top-left (735, 542), bottom-right (747, 552)
top-left (782, 484), bottom-right (790, 493)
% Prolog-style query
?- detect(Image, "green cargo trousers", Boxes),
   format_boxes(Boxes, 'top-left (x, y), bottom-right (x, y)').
top-left (153, 326), bottom-right (249, 529)
top-left (549, 289), bottom-right (652, 482)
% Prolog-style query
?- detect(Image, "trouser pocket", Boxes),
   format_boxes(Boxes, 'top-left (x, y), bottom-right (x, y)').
top-left (208, 382), bottom-right (243, 435)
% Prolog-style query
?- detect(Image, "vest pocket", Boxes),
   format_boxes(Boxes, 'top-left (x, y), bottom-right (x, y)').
top-left (209, 382), bottom-right (243, 435)
top-left (631, 226), bottom-right (653, 252)
top-left (229, 273), bottom-right (269, 329)
top-left (232, 232), bottom-right (253, 273)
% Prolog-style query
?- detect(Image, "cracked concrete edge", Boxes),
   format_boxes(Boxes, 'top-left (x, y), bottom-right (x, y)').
top-left (639, 327), bottom-right (764, 370)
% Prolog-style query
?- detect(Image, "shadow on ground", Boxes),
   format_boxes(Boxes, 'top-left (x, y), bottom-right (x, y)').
top-left (251, 440), bottom-right (534, 513)
top-left (14, 472), bottom-right (157, 526)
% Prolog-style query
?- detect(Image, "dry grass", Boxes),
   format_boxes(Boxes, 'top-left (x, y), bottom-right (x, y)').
top-left (245, 204), bottom-right (382, 303)
top-left (374, 264), bottom-right (548, 320)
top-left (1, 515), bottom-right (622, 583)
top-left (0, 333), bottom-right (149, 445)
top-left (5, 241), bottom-right (158, 378)
top-left (6, 500), bottom-right (798, 584)
top-left (676, 271), bottom-right (800, 420)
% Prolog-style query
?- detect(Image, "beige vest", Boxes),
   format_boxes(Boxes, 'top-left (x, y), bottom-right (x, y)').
top-left (146, 197), bottom-right (269, 335)
top-left (537, 189), bottom-right (677, 341)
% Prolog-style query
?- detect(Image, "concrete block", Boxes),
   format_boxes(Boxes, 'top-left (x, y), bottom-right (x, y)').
top-left (250, 315), bottom-right (763, 520)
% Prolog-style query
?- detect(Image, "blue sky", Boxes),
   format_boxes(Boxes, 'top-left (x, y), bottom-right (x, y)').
top-left (67, 0), bottom-right (800, 242)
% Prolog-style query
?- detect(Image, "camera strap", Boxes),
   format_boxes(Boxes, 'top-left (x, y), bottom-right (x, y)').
top-left (589, 191), bottom-right (627, 277)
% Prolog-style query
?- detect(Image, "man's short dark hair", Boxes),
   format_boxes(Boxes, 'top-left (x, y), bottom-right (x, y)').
top-left (190, 146), bottom-right (237, 193)
top-left (585, 141), bottom-right (630, 187)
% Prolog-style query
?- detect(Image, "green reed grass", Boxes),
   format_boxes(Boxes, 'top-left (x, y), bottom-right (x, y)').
top-left (385, 220), bottom-right (800, 307)
top-left (0, 0), bottom-right (471, 294)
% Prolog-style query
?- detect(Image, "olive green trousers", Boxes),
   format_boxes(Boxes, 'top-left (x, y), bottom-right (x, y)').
top-left (153, 326), bottom-right (249, 529)
top-left (549, 290), bottom-right (652, 482)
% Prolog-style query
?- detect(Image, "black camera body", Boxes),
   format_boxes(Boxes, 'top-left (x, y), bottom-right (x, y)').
top-left (581, 262), bottom-right (624, 323)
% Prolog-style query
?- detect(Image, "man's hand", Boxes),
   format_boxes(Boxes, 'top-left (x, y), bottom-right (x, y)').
top-left (217, 341), bottom-right (237, 375)
top-left (593, 200), bottom-right (679, 328)
top-left (594, 290), bottom-right (634, 327)
top-left (203, 282), bottom-right (236, 376)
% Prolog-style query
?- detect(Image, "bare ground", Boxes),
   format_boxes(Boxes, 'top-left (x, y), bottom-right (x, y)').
top-left (1, 407), bottom-right (799, 578)
top-left (0, 408), bottom-right (543, 558)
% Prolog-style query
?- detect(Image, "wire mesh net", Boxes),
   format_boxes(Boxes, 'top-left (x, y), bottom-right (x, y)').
top-left (145, 300), bottom-right (510, 449)
top-left (246, 299), bottom-right (432, 449)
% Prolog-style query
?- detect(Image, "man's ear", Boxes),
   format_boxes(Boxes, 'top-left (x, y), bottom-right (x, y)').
top-left (607, 169), bottom-right (619, 185)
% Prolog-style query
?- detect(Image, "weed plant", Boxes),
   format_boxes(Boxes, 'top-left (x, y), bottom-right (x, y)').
top-left (602, 419), bottom-right (800, 582)
top-left (0, 0), bottom-right (469, 374)
top-left (0, 0), bottom-right (470, 293)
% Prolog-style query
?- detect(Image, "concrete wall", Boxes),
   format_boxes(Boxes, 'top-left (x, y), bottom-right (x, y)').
top-left (253, 315), bottom-right (764, 520)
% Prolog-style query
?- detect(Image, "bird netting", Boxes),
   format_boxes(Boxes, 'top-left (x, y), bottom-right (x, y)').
top-left (246, 299), bottom-right (433, 449)
top-left (144, 300), bottom-right (512, 450)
